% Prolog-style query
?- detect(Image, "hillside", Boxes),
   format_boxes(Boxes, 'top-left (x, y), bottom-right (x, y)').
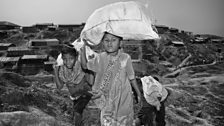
top-left (0, 26), bottom-right (224, 126)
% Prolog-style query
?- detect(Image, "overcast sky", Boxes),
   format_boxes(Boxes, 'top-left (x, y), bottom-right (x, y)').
top-left (0, 0), bottom-right (223, 36)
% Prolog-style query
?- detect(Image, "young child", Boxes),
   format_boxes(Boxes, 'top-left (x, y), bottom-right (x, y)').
top-left (136, 76), bottom-right (168, 126)
top-left (80, 32), bottom-right (142, 126)
top-left (53, 44), bottom-right (93, 126)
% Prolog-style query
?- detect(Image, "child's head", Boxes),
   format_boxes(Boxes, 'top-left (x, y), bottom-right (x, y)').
top-left (61, 44), bottom-right (78, 69)
top-left (101, 32), bottom-right (122, 55)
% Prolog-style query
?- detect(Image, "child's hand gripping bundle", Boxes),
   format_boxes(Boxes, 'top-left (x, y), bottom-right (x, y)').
top-left (140, 76), bottom-right (167, 111)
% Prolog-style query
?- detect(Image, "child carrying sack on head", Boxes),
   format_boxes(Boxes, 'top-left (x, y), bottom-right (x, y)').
top-left (81, 32), bottom-right (142, 126)
top-left (136, 76), bottom-right (168, 126)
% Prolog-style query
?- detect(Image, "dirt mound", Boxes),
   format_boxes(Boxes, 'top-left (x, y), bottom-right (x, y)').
top-left (0, 70), bottom-right (101, 125)
top-left (0, 108), bottom-right (60, 126)
top-left (1, 26), bottom-right (224, 126)
top-left (1, 62), bottom-right (224, 126)
top-left (0, 70), bottom-right (30, 87)
top-left (0, 71), bottom-right (75, 125)
top-left (4, 31), bottom-right (28, 46)
top-left (163, 63), bottom-right (224, 126)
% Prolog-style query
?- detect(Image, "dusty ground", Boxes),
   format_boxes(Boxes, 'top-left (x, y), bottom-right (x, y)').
top-left (164, 62), bottom-right (224, 126)
top-left (0, 62), bottom-right (224, 126)
top-left (0, 28), bottom-right (224, 126)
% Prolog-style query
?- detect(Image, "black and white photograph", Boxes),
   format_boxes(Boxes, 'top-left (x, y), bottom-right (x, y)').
top-left (0, 0), bottom-right (224, 126)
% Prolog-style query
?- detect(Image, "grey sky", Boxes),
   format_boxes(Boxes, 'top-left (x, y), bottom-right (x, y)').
top-left (0, 0), bottom-right (223, 36)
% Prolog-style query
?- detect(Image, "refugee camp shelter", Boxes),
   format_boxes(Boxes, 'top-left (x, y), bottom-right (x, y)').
top-left (7, 47), bottom-right (35, 57)
top-left (193, 36), bottom-right (210, 44)
top-left (28, 39), bottom-right (60, 48)
top-left (155, 25), bottom-right (169, 34)
top-left (169, 27), bottom-right (179, 33)
top-left (0, 21), bottom-right (20, 30)
top-left (47, 26), bottom-right (57, 31)
top-left (22, 26), bottom-right (38, 33)
top-left (181, 30), bottom-right (193, 36)
top-left (122, 40), bottom-right (143, 62)
top-left (0, 31), bottom-right (8, 39)
top-left (211, 39), bottom-right (223, 44)
top-left (171, 41), bottom-right (185, 47)
top-left (34, 23), bottom-right (54, 30)
top-left (58, 24), bottom-right (83, 31)
top-left (0, 43), bottom-right (16, 51)
top-left (18, 55), bottom-right (49, 75)
top-left (211, 39), bottom-right (224, 54)
top-left (0, 57), bottom-right (20, 71)
top-left (20, 55), bottom-right (48, 64)
top-left (44, 61), bottom-right (55, 72)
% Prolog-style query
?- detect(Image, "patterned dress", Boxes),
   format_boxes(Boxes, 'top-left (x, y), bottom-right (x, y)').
top-left (87, 50), bottom-right (135, 126)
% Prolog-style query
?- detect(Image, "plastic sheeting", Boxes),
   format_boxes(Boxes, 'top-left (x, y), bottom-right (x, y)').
top-left (81, 1), bottom-right (159, 46)
top-left (140, 76), bottom-right (168, 105)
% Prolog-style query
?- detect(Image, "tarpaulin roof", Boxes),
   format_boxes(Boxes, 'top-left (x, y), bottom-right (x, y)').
top-left (29, 39), bottom-right (59, 43)
top-left (21, 55), bottom-right (48, 60)
top-left (0, 57), bottom-right (20, 62)
top-left (0, 43), bottom-right (14, 47)
top-left (8, 47), bottom-right (31, 51)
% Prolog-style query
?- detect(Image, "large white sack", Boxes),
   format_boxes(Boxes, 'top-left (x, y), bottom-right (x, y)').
top-left (81, 1), bottom-right (159, 46)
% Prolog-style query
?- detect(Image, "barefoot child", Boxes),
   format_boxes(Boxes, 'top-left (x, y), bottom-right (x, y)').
top-left (81, 32), bottom-right (142, 126)
top-left (53, 44), bottom-right (93, 126)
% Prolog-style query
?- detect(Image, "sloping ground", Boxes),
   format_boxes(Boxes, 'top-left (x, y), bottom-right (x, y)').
top-left (3, 31), bottom-right (28, 46)
top-left (1, 27), bottom-right (222, 68)
top-left (1, 28), bottom-right (82, 47)
top-left (0, 70), bottom-right (75, 126)
top-left (0, 27), bottom-right (224, 126)
top-left (164, 62), bottom-right (224, 126)
top-left (0, 63), bottom-right (224, 126)
top-left (0, 70), bottom-right (102, 126)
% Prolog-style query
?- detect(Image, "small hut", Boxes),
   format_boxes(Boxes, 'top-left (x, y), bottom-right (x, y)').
top-left (171, 41), bottom-right (185, 47)
top-left (47, 26), bottom-right (57, 31)
top-left (58, 24), bottom-right (82, 32)
top-left (211, 39), bottom-right (223, 44)
top-left (169, 27), bottom-right (179, 33)
top-left (155, 25), bottom-right (169, 34)
top-left (0, 43), bottom-right (16, 51)
top-left (34, 23), bottom-right (54, 30)
top-left (7, 47), bottom-right (34, 57)
top-left (18, 55), bottom-right (48, 75)
top-left (122, 40), bottom-right (143, 62)
top-left (0, 57), bottom-right (20, 71)
top-left (0, 31), bottom-right (8, 39)
top-left (28, 39), bottom-right (60, 49)
top-left (44, 61), bottom-right (56, 72)
top-left (193, 37), bottom-right (207, 44)
top-left (22, 26), bottom-right (38, 33)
